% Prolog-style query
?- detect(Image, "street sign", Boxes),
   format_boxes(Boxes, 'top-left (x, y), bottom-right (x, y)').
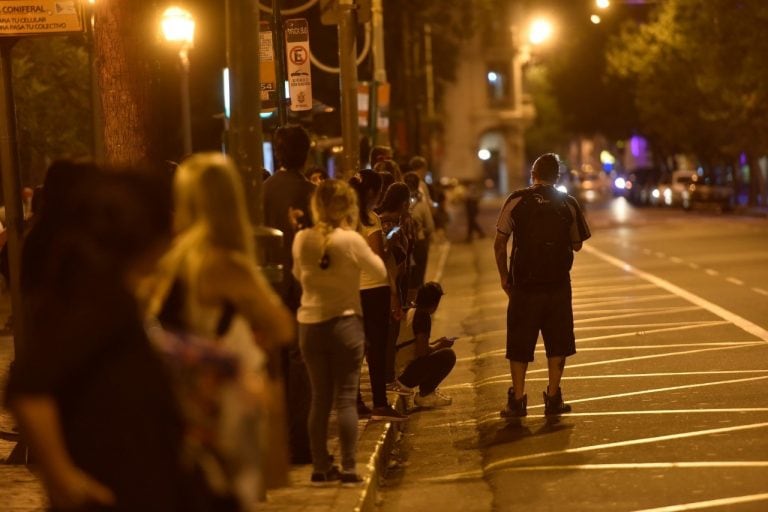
top-left (259, 21), bottom-right (277, 111)
top-left (0, 0), bottom-right (83, 37)
top-left (319, 0), bottom-right (371, 26)
top-left (285, 18), bottom-right (312, 112)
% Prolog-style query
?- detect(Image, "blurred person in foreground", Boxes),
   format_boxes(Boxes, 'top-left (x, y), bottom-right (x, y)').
top-left (494, 153), bottom-right (590, 419)
top-left (145, 153), bottom-right (294, 509)
top-left (292, 180), bottom-right (386, 485)
top-left (5, 166), bottom-right (199, 511)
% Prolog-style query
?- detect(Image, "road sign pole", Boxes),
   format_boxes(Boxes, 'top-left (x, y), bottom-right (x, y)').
top-left (273, 0), bottom-right (288, 126)
top-left (338, 0), bottom-right (360, 179)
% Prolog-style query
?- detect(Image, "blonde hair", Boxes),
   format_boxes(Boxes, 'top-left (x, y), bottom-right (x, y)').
top-left (173, 152), bottom-right (254, 257)
top-left (311, 179), bottom-right (359, 233)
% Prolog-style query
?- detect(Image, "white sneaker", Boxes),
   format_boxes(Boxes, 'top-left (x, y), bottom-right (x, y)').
top-left (414, 390), bottom-right (452, 408)
top-left (387, 380), bottom-right (414, 396)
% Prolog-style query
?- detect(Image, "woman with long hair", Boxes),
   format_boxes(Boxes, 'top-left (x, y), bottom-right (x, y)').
top-left (349, 171), bottom-right (407, 422)
top-left (292, 180), bottom-right (386, 485)
top-left (146, 152), bottom-right (294, 510)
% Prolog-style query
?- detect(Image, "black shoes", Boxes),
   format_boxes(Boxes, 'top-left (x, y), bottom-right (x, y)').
top-left (543, 387), bottom-right (572, 416)
top-left (340, 471), bottom-right (364, 487)
top-left (500, 386), bottom-right (527, 418)
top-left (311, 466), bottom-right (341, 486)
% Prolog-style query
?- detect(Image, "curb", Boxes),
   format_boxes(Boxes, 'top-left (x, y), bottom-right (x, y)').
top-left (353, 417), bottom-right (399, 512)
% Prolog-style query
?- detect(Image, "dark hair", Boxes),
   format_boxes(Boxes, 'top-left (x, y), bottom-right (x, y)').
top-left (415, 281), bottom-right (444, 308)
top-left (409, 156), bottom-right (428, 172)
top-left (377, 182), bottom-right (410, 213)
top-left (374, 159), bottom-right (402, 182)
top-left (39, 159), bottom-right (99, 219)
top-left (403, 172), bottom-right (420, 194)
top-left (532, 153), bottom-right (560, 182)
top-left (349, 169), bottom-right (382, 226)
top-left (369, 145), bottom-right (392, 166)
top-left (306, 167), bottom-right (329, 181)
top-left (274, 124), bottom-right (311, 171)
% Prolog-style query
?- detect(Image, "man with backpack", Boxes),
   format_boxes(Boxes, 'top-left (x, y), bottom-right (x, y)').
top-left (493, 153), bottom-right (591, 418)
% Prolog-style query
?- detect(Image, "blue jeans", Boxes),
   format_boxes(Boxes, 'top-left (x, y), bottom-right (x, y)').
top-left (299, 315), bottom-right (365, 472)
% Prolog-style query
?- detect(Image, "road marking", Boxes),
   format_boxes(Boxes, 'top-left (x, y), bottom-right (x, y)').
top-left (575, 322), bottom-right (738, 344)
top-left (688, 262), bottom-right (700, 269)
top-left (704, 268), bottom-right (719, 276)
top-left (634, 492), bottom-right (768, 512)
top-left (573, 283), bottom-right (659, 296)
top-left (655, 251), bottom-right (667, 258)
top-left (670, 257), bottom-right (683, 264)
top-left (430, 241), bottom-right (452, 283)
top-left (423, 422), bottom-right (768, 482)
top-left (753, 287), bottom-right (768, 296)
top-left (643, 249), bottom-right (652, 255)
top-left (576, 321), bottom-right (726, 331)
top-left (482, 461), bottom-right (768, 472)
top-left (572, 294), bottom-right (678, 307)
top-left (726, 277), bottom-right (744, 286)
top-left (575, 309), bottom-right (707, 325)
top-left (583, 245), bottom-right (768, 342)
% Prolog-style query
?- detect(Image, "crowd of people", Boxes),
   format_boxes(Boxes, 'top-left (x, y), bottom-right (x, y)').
top-left (2, 124), bottom-right (459, 510)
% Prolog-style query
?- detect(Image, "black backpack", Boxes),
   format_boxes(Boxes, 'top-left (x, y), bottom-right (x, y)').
top-left (510, 188), bottom-right (574, 287)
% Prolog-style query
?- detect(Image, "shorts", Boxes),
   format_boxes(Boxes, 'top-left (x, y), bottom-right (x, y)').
top-left (506, 283), bottom-right (576, 362)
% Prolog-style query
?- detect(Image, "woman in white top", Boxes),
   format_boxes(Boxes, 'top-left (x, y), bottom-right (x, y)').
top-left (349, 170), bottom-right (407, 422)
top-left (292, 179), bottom-right (386, 485)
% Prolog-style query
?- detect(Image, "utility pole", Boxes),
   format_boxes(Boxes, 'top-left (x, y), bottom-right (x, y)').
top-left (338, 0), bottom-right (359, 178)
top-left (226, 0), bottom-right (264, 225)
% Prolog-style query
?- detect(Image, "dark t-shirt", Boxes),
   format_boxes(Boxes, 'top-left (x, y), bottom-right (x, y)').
top-left (6, 277), bottom-right (188, 511)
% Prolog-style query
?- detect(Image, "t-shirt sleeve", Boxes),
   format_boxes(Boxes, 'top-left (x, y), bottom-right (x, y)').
top-left (566, 197), bottom-right (591, 244)
top-left (412, 308), bottom-right (431, 337)
top-left (496, 195), bottom-right (520, 235)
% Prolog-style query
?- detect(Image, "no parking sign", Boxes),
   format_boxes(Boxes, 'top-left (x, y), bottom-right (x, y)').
top-left (285, 18), bottom-right (312, 112)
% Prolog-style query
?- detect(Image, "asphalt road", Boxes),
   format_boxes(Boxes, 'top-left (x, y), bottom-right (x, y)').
top-left (379, 197), bottom-right (768, 512)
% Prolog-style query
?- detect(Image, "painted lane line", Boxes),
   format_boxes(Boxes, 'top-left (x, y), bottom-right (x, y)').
top-left (431, 241), bottom-right (452, 284)
top-left (422, 422), bottom-right (768, 482)
top-left (424, 409), bottom-right (768, 428)
top-left (643, 249), bottom-right (652, 255)
top-left (688, 262), bottom-right (700, 269)
top-left (575, 310), bottom-right (710, 325)
top-left (704, 268), bottom-right (719, 276)
top-left (574, 323), bottom-right (740, 344)
top-left (633, 492), bottom-right (768, 512)
top-left (482, 462), bottom-right (768, 473)
top-left (583, 245), bottom-right (768, 342)
top-left (753, 287), bottom-right (768, 297)
top-left (670, 257), bottom-right (684, 264)
top-left (576, 321), bottom-right (727, 331)
top-left (655, 252), bottom-right (667, 258)
top-left (480, 308), bottom-right (703, 325)
top-left (572, 294), bottom-right (679, 307)
top-left (726, 277), bottom-right (744, 286)
top-left (572, 284), bottom-right (659, 296)
top-left (456, 341), bottom-right (756, 364)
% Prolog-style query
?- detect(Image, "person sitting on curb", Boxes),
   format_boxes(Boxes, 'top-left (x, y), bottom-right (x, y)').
top-left (392, 282), bottom-right (456, 408)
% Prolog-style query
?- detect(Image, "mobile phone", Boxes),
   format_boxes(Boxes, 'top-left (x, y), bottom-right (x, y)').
top-left (386, 226), bottom-right (401, 240)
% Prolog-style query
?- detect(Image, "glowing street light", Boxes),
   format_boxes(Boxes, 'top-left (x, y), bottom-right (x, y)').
top-left (596, 0), bottom-right (611, 9)
top-left (528, 18), bottom-right (554, 46)
top-left (161, 6), bottom-right (195, 156)
top-left (591, 14), bottom-right (602, 24)
top-left (478, 149), bottom-right (492, 161)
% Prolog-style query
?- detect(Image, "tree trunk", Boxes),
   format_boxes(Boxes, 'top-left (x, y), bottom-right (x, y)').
top-left (93, 1), bottom-right (157, 166)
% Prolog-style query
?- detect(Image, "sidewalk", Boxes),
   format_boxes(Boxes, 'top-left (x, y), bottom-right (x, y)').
top-left (0, 241), bottom-right (452, 512)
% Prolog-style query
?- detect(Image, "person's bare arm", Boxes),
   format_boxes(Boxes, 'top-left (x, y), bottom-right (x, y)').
top-left (494, 230), bottom-right (512, 295)
top-left (199, 250), bottom-right (295, 348)
top-left (11, 396), bottom-right (115, 509)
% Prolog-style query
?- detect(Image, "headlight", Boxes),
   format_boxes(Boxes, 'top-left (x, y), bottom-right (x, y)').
top-left (614, 177), bottom-right (626, 189)
top-left (651, 189), bottom-right (660, 199)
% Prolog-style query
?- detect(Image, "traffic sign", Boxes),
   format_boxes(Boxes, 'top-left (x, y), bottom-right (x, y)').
top-left (0, 0), bottom-right (84, 37)
top-left (285, 18), bottom-right (312, 112)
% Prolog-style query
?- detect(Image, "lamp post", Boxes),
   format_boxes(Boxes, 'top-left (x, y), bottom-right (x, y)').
top-left (161, 6), bottom-right (195, 156)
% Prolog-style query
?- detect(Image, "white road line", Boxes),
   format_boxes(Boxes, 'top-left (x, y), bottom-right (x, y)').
top-left (688, 262), bottom-right (700, 269)
top-left (643, 249), bottom-right (652, 255)
top-left (575, 309), bottom-right (708, 325)
top-left (572, 294), bottom-right (678, 307)
top-left (704, 268), bottom-right (719, 276)
top-left (572, 284), bottom-right (658, 296)
top-left (423, 422), bottom-right (768, 482)
top-left (726, 277), bottom-right (744, 286)
top-left (430, 241), bottom-right (452, 283)
top-left (655, 252), bottom-right (667, 258)
top-left (584, 245), bottom-right (768, 342)
top-left (575, 322), bottom-right (737, 343)
top-left (670, 257), bottom-right (683, 264)
top-left (633, 493), bottom-right (768, 512)
top-left (754, 287), bottom-right (768, 297)
top-left (576, 321), bottom-right (725, 331)
top-left (482, 461), bottom-right (768, 472)
top-left (575, 306), bottom-right (699, 316)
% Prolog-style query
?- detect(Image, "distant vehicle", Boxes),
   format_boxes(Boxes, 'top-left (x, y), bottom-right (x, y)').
top-left (650, 170), bottom-right (695, 207)
top-left (681, 173), bottom-right (734, 211)
top-left (624, 166), bottom-right (662, 206)
top-left (577, 170), bottom-right (610, 203)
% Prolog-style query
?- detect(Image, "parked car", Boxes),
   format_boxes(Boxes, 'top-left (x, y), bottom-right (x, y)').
top-left (625, 166), bottom-right (662, 206)
top-left (681, 173), bottom-right (734, 211)
top-left (577, 170), bottom-right (610, 203)
top-left (651, 169), bottom-right (695, 207)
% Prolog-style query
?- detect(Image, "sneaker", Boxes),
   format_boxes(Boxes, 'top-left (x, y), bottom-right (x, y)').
top-left (414, 391), bottom-right (452, 408)
top-left (340, 471), bottom-right (364, 487)
top-left (387, 381), bottom-right (414, 396)
top-left (500, 387), bottom-right (527, 418)
top-left (311, 465), bottom-right (341, 486)
top-left (370, 405), bottom-right (409, 422)
top-left (357, 402), bottom-right (372, 419)
top-left (543, 388), bottom-right (572, 416)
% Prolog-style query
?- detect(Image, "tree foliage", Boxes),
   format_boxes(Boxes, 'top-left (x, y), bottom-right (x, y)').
top-left (12, 36), bottom-right (91, 185)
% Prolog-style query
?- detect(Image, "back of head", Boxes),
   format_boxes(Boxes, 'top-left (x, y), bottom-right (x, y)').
top-left (311, 179), bottom-right (359, 229)
top-left (409, 156), bottom-right (428, 174)
top-left (39, 159), bottom-right (99, 220)
top-left (373, 159), bottom-right (402, 182)
top-left (349, 169), bottom-right (382, 217)
top-left (174, 152), bottom-right (253, 255)
top-left (531, 153), bottom-right (561, 184)
top-left (378, 182), bottom-right (410, 213)
top-left (369, 145), bottom-right (392, 166)
top-left (415, 281), bottom-right (444, 309)
top-left (274, 124), bottom-right (311, 171)
top-left (403, 172), bottom-right (420, 194)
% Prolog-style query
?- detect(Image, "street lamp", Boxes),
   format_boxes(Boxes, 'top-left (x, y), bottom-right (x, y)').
top-left (596, 0), bottom-right (611, 9)
top-left (161, 6), bottom-right (195, 156)
top-left (528, 18), bottom-right (554, 46)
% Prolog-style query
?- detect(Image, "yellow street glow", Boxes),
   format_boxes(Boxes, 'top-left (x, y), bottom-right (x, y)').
top-left (161, 6), bottom-right (195, 46)
top-left (591, 14), bottom-right (602, 24)
top-left (529, 18), bottom-right (554, 45)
